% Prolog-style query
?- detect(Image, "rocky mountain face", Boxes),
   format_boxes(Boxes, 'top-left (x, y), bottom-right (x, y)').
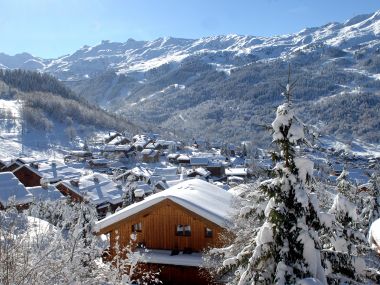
top-left (1, 11), bottom-right (380, 145)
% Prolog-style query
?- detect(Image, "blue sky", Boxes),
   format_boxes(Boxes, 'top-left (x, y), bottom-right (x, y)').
top-left (0, 0), bottom-right (378, 58)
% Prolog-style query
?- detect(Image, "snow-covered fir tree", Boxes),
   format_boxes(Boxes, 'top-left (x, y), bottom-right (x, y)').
top-left (207, 83), bottom-right (327, 284)
top-left (320, 170), bottom-right (367, 283)
top-left (204, 181), bottom-right (268, 283)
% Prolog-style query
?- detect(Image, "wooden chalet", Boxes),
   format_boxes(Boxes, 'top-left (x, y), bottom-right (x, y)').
top-left (0, 172), bottom-right (33, 210)
top-left (13, 160), bottom-right (82, 187)
top-left (95, 179), bottom-right (234, 285)
top-left (56, 173), bottom-right (125, 217)
top-left (1, 157), bottom-right (44, 173)
top-left (141, 149), bottom-right (160, 163)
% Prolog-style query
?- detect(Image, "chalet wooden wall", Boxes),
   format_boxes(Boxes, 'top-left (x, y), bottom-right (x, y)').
top-left (56, 184), bottom-right (83, 202)
top-left (13, 167), bottom-right (41, 187)
top-left (101, 198), bottom-right (226, 253)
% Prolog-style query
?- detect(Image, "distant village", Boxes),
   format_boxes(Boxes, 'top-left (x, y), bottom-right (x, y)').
top-left (1, 131), bottom-right (379, 284)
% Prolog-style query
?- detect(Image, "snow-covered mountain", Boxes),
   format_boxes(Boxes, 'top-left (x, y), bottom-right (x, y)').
top-left (2, 10), bottom-right (379, 81)
top-left (1, 10), bottom-right (380, 144)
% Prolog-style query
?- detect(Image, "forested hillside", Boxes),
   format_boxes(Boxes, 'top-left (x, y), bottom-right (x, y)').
top-left (0, 70), bottom-right (139, 138)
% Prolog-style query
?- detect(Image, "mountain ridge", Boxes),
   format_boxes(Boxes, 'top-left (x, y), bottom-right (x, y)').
top-left (0, 10), bottom-right (379, 145)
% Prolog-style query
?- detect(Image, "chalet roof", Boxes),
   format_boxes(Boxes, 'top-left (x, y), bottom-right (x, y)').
top-left (152, 167), bottom-right (178, 177)
top-left (193, 167), bottom-right (211, 177)
top-left (135, 181), bottom-right (153, 196)
top-left (130, 166), bottom-right (152, 178)
top-left (177, 154), bottom-right (190, 162)
top-left (0, 172), bottom-right (33, 207)
top-left (167, 153), bottom-right (180, 159)
top-left (141, 149), bottom-right (158, 157)
top-left (69, 150), bottom-right (92, 157)
top-left (225, 167), bottom-right (248, 176)
top-left (27, 185), bottom-right (65, 201)
top-left (60, 173), bottom-right (124, 206)
top-left (103, 144), bottom-right (134, 152)
top-left (108, 135), bottom-right (130, 145)
top-left (18, 160), bottom-right (82, 183)
top-left (95, 179), bottom-right (234, 232)
top-left (190, 157), bottom-right (209, 166)
top-left (88, 158), bottom-right (109, 165)
top-left (140, 249), bottom-right (203, 267)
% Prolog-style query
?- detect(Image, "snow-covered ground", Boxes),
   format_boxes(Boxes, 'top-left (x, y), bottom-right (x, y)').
top-left (0, 99), bottom-right (71, 160)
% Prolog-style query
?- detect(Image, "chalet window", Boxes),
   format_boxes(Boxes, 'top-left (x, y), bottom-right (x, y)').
top-left (205, 227), bottom-right (213, 238)
top-left (132, 222), bottom-right (142, 232)
top-left (176, 224), bottom-right (191, 236)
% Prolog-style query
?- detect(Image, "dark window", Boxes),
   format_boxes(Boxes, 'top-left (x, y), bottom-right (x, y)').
top-left (205, 227), bottom-right (213, 238)
top-left (176, 224), bottom-right (191, 236)
top-left (132, 222), bottom-right (142, 232)
top-left (184, 225), bottom-right (191, 236)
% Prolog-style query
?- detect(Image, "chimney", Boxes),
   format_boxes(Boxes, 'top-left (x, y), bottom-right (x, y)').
top-left (70, 178), bottom-right (79, 187)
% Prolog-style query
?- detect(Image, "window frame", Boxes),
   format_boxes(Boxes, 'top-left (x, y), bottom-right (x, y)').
top-left (132, 222), bottom-right (142, 233)
top-left (176, 224), bottom-right (191, 236)
top-left (205, 227), bottom-right (213, 238)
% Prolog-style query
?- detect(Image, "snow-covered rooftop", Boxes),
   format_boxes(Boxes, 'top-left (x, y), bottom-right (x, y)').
top-left (95, 179), bottom-right (234, 232)
top-left (0, 172), bottom-right (33, 207)
top-left (140, 249), bottom-right (203, 267)
top-left (60, 173), bottom-right (124, 206)
top-left (27, 185), bottom-right (65, 201)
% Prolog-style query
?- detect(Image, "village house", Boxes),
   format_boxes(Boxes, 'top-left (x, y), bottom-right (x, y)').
top-left (56, 173), bottom-right (125, 217)
top-left (0, 172), bottom-right (33, 209)
top-left (95, 179), bottom-right (234, 285)
top-left (140, 149), bottom-right (160, 163)
top-left (88, 158), bottom-right (110, 170)
top-left (1, 156), bottom-right (45, 173)
top-left (190, 157), bottom-right (209, 170)
top-left (13, 160), bottom-right (82, 187)
top-left (64, 150), bottom-right (93, 162)
top-left (176, 154), bottom-right (191, 165)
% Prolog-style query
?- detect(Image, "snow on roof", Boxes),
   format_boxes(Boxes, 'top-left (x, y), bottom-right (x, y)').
top-left (103, 144), bottom-right (133, 152)
top-left (140, 249), bottom-right (203, 267)
top-left (131, 166), bottom-right (152, 178)
top-left (89, 158), bottom-right (109, 165)
top-left (167, 153), bottom-right (180, 159)
top-left (95, 179), bottom-right (234, 232)
top-left (152, 167), bottom-right (178, 177)
top-left (190, 157), bottom-right (209, 165)
top-left (27, 185), bottom-right (65, 201)
top-left (19, 160), bottom-right (82, 182)
top-left (177, 154), bottom-right (190, 161)
top-left (369, 218), bottom-right (380, 252)
top-left (37, 161), bottom-right (82, 181)
top-left (135, 181), bottom-right (153, 195)
top-left (225, 168), bottom-right (248, 176)
top-left (0, 172), bottom-right (33, 207)
top-left (141, 149), bottom-right (158, 156)
top-left (61, 173), bottom-right (124, 206)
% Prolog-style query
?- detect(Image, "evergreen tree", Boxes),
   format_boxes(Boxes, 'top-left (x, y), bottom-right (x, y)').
top-left (210, 81), bottom-right (327, 284)
top-left (321, 170), bottom-right (366, 283)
